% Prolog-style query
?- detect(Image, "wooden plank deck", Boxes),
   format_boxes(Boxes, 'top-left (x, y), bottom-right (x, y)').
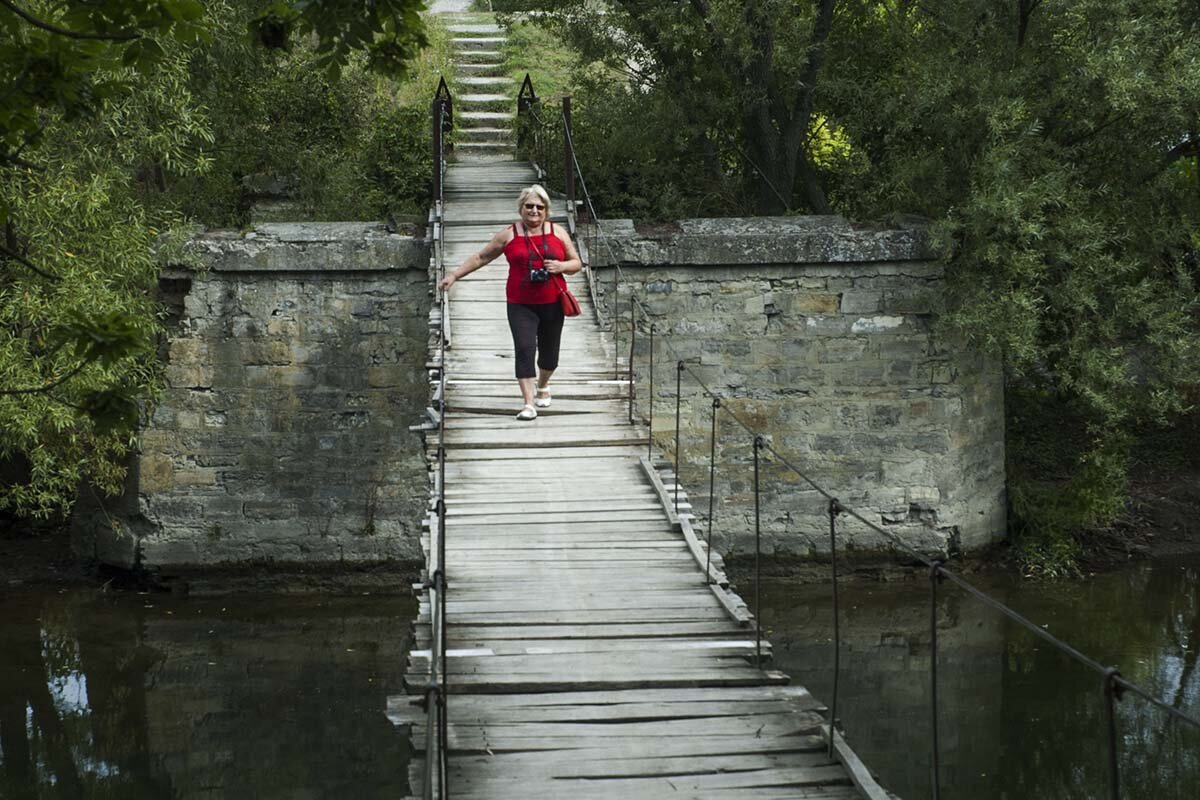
top-left (387, 17), bottom-right (891, 798)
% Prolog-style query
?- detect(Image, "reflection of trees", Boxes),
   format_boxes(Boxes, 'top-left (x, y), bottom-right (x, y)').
top-left (1, 618), bottom-right (83, 798)
top-left (1000, 562), bottom-right (1200, 798)
top-left (763, 562), bottom-right (1200, 800)
top-left (0, 597), bottom-right (172, 799)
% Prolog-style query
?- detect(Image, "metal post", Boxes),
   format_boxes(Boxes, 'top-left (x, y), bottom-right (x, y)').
top-left (929, 561), bottom-right (943, 800)
top-left (827, 498), bottom-right (841, 760)
top-left (422, 686), bottom-right (437, 800)
top-left (753, 435), bottom-right (765, 664)
top-left (628, 296), bottom-right (636, 424)
top-left (437, 687), bottom-right (448, 795)
top-left (647, 324), bottom-right (654, 461)
top-left (674, 360), bottom-right (684, 514)
top-left (705, 397), bottom-right (720, 584)
top-left (431, 100), bottom-right (443, 208)
top-left (613, 269), bottom-right (620, 379)
top-left (563, 96), bottom-right (575, 211)
top-left (1104, 668), bottom-right (1124, 800)
top-left (517, 73), bottom-right (536, 151)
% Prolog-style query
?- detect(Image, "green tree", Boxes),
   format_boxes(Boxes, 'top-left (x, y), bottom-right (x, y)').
top-left (1, 1), bottom-right (211, 518)
top-left (0, 1), bottom-right (428, 519)
top-left (525, 0), bottom-right (840, 215)
top-left (824, 0), bottom-right (1200, 570)
top-left (517, 0), bottom-right (1200, 570)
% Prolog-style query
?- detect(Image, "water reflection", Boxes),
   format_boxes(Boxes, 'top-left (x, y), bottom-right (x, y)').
top-left (0, 591), bottom-right (415, 799)
top-left (3, 562), bottom-right (1196, 799)
top-left (758, 558), bottom-right (1200, 799)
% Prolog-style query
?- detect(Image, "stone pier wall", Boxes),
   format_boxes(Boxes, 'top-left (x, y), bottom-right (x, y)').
top-left (72, 215), bottom-right (1006, 572)
top-left (72, 223), bottom-right (432, 570)
top-left (590, 217), bottom-right (1006, 558)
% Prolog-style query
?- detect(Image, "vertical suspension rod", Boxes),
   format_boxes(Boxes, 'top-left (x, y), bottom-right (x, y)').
top-left (753, 434), bottom-right (764, 665)
top-left (628, 296), bottom-right (636, 423)
top-left (827, 498), bottom-right (841, 760)
top-left (705, 397), bottom-right (720, 584)
top-left (674, 360), bottom-right (684, 513)
top-left (929, 561), bottom-right (943, 800)
top-left (647, 325), bottom-right (655, 461)
top-left (1104, 668), bottom-right (1124, 800)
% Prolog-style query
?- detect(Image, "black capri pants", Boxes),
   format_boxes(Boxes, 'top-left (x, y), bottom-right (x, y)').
top-left (507, 302), bottom-right (564, 379)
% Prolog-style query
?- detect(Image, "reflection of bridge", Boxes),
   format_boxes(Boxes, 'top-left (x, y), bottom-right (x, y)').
top-left (386, 14), bottom-right (890, 799)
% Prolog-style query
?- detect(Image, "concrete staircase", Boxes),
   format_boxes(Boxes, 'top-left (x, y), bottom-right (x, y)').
top-left (443, 17), bottom-right (517, 160)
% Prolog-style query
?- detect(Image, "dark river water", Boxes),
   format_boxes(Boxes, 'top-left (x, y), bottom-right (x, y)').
top-left (1, 559), bottom-right (1197, 799)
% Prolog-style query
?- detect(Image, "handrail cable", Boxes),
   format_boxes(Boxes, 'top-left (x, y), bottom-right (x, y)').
top-left (422, 90), bottom-right (452, 800)
top-left (549, 97), bottom-right (1200, 743)
top-left (520, 84), bottom-right (1200, 800)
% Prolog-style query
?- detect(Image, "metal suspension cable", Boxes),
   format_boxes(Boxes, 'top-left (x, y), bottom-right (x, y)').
top-left (548, 84), bottom-right (1200, 738)
top-left (627, 282), bottom-right (1200, 732)
top-left (561, 115), bottom-right (1200, 734)
top-left (543, 87), bottom-right (1198, 800)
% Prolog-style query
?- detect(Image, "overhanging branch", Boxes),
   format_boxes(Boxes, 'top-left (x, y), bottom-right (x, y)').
top-left (0, 242), bottom-right (61, 282)
top-left (0, 0), bottom-right (140, 41)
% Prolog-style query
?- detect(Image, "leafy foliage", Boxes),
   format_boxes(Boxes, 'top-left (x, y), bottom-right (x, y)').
top-left (166, 3), bottom-right (452, 227)
top-left (823, 0), bottom-right (1200, 561)
top-left (1, 2), bottom-right (213, 517)
top-left (508, 1), bottom-right (839, 215)
top-left (514, 1), bottom-right (1200, 569)
top-left (0, 1), bottom-right (431, 519)
top-left (249, 0), bottom-right (427, 78)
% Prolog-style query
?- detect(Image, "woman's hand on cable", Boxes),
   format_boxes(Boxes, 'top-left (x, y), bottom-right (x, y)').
top-left (438, 272), bottom-right (456, 291)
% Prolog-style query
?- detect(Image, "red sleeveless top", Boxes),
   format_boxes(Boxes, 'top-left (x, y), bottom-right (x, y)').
top-left (504, 222), bottom-right (567, 304)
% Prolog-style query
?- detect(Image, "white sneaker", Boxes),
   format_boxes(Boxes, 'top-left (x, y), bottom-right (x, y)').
top-left (535, 387), bottom-right (552, 408)
top-left (516, 405), bottom-right (537, 421)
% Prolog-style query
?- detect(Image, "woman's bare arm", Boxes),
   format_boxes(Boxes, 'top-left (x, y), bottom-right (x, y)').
top-left (545, 227), bottom-right (583, 275)
top-left (438, 227), bottom-right (511, 290)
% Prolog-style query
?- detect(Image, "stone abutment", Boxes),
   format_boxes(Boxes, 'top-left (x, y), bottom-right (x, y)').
top-left (590, 217), bottom-right (1006, 559)
top-left (73, 216), bottom-right (1005, 572)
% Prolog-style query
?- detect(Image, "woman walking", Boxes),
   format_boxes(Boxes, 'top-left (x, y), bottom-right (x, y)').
top-left (438, 185), bottom-right (583, 420)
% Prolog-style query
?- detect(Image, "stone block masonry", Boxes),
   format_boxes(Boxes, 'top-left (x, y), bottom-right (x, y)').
top-left (72, 223), bottom-right (432, 570)
top-left (590, 217), bottom-right (1006, 559)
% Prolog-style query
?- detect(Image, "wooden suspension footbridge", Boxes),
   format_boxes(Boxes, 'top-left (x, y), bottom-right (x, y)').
top-left (386, 10), bottom-right (893, 799)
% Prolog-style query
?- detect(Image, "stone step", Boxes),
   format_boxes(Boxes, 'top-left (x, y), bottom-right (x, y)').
top-left (446, 23), bottom-right (503, 35)
top-left (460, 76), bottom-right (516, 87)
top-left (459, 110), bottom-right (516, 125)
top-left (456, 61), bottom-right (507, 76)
top-left (455, 141), bottom-right (516, 153)
top-left (458, 93), bottom-right (513, 113)
top-left (451, 36), bottom-right (507, 51)
top-left (454, 49), bottom-right (503, 63)
top-left (456, 127), bottom-right (513, 144)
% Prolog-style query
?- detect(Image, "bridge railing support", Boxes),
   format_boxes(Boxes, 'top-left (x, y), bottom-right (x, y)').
top-left (528, 78), bottom-right (1200, 800)
top-left (421, 79), bottom-right (453, 800)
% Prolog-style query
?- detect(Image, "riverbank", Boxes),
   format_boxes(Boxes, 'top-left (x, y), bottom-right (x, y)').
top-left (0, 524), bottom-right (422, 595)
top-left (5, 464), bottom-right (1197, 591)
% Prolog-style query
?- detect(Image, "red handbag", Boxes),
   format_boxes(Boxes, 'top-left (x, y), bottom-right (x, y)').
top-left (557, 275), bottom-right (581, 317)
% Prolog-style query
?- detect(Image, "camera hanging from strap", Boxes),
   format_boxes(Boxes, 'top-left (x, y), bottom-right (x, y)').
top-left (524, 220), bottom-right (553, 284)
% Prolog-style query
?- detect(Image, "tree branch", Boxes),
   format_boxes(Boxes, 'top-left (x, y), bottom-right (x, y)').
top-left (687, 0), bottom-right (744, 75)
top-left (1060, 112), bottom-right (1130, 148)
top-left (0, 242), bottom-right (61, 282)
top-left (785, 0), bottom-right (837, 171)
top-left (0, 357), bottom-right (94, 396)
top-left (1018, 0), bottom-right (1044, 47)
top-left (0, 0), bottom-right (140, 41)
top-left (1166, 135), bottom-right (1200, 161)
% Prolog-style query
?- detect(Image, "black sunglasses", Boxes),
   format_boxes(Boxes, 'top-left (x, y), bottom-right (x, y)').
top-left (524, 203), bottom-right (546, 211)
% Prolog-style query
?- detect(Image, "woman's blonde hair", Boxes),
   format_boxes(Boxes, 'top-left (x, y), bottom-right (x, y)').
top-left (517, 185), bottom-right (551, 214)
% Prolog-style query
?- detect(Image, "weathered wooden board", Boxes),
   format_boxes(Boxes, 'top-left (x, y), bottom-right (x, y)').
top-left (399, 108), bottom-right (880, 800)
